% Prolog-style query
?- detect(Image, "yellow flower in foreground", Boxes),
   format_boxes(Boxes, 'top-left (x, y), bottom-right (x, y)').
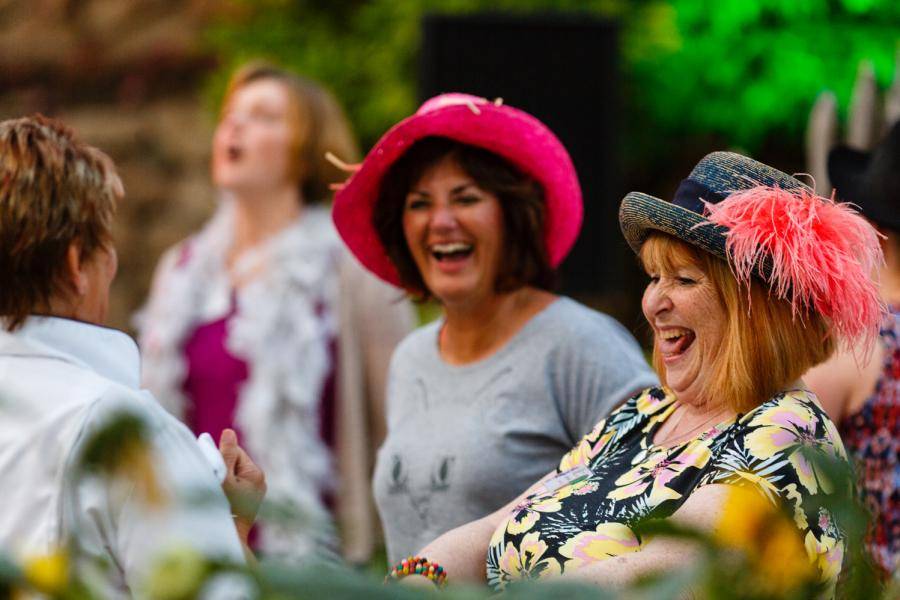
top-left (715, 485), bottom-right (770, 549)
top-left (23, 550), bottom-right (69, 595)
top-left (117, 439), bottom-right (167, 507)
top-left (144, 545), bottom-right (208, 600)
top-left (758, 518), bottom-right (816, 592)
top-left (716, 485), bottom-right (815, 593)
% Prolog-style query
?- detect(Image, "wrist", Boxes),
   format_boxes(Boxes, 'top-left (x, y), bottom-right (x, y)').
top-left (233, 516), bottom-right (253, 545)
top-left (385, 556), bottom-right (448, 588)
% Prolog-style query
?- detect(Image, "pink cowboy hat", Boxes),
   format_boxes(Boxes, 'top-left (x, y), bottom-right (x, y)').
top-left (332, 93), bottom-right (583, 287)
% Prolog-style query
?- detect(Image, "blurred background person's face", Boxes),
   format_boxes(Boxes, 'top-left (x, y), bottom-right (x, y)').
top-left (212, 78), bottom-right (296, 195)
top-left (402, 157), bottom-right (505, 308)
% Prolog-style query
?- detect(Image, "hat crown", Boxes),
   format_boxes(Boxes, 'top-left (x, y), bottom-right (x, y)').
top-left (416, 93), bottom-right (490, 116)
top-left (688, 151), bottom-right (810, 200)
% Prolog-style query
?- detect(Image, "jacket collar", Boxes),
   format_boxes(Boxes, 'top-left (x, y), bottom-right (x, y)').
top-left (0, 316), bottom-right (141, 389)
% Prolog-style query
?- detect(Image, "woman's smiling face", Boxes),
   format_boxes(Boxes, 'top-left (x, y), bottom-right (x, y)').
top-left (401, 156), bottom-right (505, 308)
top-left (641, 249), bottom-right (727, 406)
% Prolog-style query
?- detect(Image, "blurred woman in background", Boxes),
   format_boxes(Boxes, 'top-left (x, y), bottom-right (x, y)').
top-left (138, 63), bottom-right (413, 562)
top-left (806, 122), bottom-right (900, 575)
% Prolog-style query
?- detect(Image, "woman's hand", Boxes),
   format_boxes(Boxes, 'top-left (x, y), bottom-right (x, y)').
top-left (219, 428), bottom-right (266, 545)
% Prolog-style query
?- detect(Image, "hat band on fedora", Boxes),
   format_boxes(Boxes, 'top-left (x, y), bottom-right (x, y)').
top-left (672, 178), bottom-right (727, 214)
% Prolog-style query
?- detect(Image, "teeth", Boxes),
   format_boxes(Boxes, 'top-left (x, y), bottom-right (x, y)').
top-left (660, 328), bottom-right (691, 340)
top-left (431, 243), bottom-right (472, 253)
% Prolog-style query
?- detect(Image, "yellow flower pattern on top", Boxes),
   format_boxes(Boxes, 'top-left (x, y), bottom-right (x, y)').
top-left (486, 387), bottom-right (847, 593)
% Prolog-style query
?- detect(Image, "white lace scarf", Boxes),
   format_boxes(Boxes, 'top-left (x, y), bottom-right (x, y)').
top-left (137, 201), bottom-right (340, 560)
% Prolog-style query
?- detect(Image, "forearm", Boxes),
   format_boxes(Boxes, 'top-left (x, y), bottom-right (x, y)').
top-left (561, 538), bottom-right (700, 589)
top-left (415, 514), bottom-right (499, 583)
top-left (234, 519), bottom-right (257, 565)
top-left (402, 472), bottom-right (555, 585)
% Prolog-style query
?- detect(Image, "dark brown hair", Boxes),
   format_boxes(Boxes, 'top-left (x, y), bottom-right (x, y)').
top-left (0, 115), bottom-right (122, 331)
top-left (372, 136), bottom-right (555, 298)
top-left (222, 62), bottom-right (360, 203)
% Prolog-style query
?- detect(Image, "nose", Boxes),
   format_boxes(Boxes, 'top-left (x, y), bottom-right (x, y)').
top-left (642, 280), bottom-right (673, 322)
top-left (220, 111), bottom-right (246, 131)
top-left (429, 201), bottom-right (458, 232)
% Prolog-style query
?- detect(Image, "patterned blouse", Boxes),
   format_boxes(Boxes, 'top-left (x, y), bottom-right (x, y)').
top-left (839, 306), bottom-right (900, 574)
top-left (486, 387), bottom-right (846, 591)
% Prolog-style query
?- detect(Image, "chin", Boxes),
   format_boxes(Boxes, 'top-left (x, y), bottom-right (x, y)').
top-left (429, 281), bottom-right (481, 306)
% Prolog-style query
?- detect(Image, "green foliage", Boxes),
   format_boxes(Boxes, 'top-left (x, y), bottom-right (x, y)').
top-left (204, 0), bottom-right (899, 153)
top-left (203, 0), bottom-right (628, 148)
top-left (630, 0), bottom-right (900, 147)
top-left (76, 411), bottom-right (149, 476)
top-left (0, 412), bottom-right (891, 599)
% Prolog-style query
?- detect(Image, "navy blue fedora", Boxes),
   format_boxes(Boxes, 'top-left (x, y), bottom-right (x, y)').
top-left (618, 151), bottom-right (811, 262)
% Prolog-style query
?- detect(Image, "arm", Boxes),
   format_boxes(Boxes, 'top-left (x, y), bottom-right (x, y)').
top-left (219, 429), bottom-right (266, 564)
top-left (803, 339), bottom-right (882, 422)
top-left (563, 484), bottom-right (730, 589)
top-left (408, 472), bottom-right (555, 584)
top-left (350, 260), bottom-right (415, 447)
top-left (335, 256), bottom-right (415, 562)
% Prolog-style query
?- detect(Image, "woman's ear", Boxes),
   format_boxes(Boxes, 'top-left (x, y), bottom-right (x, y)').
top-left (64, 242), bottom-right (88, 297)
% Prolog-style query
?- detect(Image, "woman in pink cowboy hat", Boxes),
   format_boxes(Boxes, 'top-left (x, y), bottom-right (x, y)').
top-left (332, 93), bottom-right (657, 564)
top-left (375, 151), bottom-right (882, 595)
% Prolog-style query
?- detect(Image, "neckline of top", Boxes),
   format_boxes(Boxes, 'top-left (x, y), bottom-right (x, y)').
top-left (427, 296), bottom-right (567, 372)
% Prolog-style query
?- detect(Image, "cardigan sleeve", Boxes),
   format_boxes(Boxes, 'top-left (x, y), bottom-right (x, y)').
top-left (334, 253), bottom-right (415, 563)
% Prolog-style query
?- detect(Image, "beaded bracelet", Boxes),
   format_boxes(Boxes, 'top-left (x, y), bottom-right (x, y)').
top-left (385, 555), bottom-right (448, 588)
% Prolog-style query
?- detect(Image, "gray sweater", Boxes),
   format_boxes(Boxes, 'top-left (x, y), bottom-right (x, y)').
top-left (372, 297), bottom-right (658, 563)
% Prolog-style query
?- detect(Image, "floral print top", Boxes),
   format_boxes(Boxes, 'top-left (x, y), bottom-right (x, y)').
top-left (486, 387), bottom-right (847, 591)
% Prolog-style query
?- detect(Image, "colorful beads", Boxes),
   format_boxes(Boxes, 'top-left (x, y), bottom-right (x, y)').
top-left (385, 555), bottom-right (448, 588)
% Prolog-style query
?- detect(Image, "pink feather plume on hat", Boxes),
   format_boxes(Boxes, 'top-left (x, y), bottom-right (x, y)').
top-left (703, 185), bottom-right (884, 348)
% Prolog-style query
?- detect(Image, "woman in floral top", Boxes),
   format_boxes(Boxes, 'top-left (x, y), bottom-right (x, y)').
top-left (394, 152), bottom-right (884, 593)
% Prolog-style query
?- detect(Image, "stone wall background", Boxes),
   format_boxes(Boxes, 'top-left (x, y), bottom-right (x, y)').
top-left (0, 0), bottom-right (228, 330)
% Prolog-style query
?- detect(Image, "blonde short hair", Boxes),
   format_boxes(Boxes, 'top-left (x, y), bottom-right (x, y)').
top-left (640, 232), bottom-right (834, 412)
top-left (0, 115), bottom-right (122, 331)
top-left (222, 62), bottom-right (360, 203)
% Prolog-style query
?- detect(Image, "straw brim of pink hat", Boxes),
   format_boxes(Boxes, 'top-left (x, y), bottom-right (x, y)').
top-left (332, 93), bottom-right (583, 288)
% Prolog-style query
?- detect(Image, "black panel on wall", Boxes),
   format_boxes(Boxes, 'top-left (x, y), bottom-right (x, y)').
top-left (420, 12), bottom-right (625, 298)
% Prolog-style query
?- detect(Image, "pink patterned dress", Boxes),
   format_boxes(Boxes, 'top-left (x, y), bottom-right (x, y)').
top-left (839, 306), bottom-right (900, 574)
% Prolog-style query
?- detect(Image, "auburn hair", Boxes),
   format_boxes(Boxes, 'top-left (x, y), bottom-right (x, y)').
top-left (0, 115), bottom-right (122, 331)
top-left (640, 232), bottom-right (834, 412)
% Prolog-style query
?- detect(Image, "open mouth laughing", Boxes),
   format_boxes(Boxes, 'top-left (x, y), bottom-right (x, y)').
top-left (429, 242), bottom-right (474, 263)
top-left (657, 327), bottom-right (696, 362)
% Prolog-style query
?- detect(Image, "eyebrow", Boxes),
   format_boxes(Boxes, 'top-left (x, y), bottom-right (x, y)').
top-left (408, 182), bottom-right (477, 197)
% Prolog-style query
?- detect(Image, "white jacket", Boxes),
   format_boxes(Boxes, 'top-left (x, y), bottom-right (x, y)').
top-left (0, 317), bottom-right (244, 597)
